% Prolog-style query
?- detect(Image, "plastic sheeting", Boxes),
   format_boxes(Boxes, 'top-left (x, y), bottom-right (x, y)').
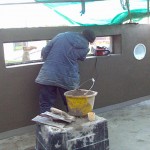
top-left (0, 0), bottom-right (149, 28)
top-left (35, 0), bottom-right (150, 25)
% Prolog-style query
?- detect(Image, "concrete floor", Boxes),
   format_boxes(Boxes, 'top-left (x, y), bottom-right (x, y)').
top-left (0, 132), bottom-right (35, 150)
top-left (101, 100), bottom-right (150, 150)
top-left (0, 99), bottom-right (150, 150)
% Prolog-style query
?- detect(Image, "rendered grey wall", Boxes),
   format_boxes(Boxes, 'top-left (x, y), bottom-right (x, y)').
top-left (0, 24), bottom-right (150, 133)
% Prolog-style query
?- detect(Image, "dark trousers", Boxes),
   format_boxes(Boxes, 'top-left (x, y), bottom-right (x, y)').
top-left (39, 84), bottom-right (68, 113)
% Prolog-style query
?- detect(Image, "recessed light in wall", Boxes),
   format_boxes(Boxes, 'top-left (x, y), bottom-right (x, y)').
top-left (133, 43), bottom-right (146, 60)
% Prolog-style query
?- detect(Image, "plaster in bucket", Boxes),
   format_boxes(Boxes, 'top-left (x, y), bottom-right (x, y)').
top-left (64, 78), bottom-right (98, 117)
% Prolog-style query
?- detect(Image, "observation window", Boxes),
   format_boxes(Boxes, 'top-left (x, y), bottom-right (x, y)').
top-left (88, 36), bottom-right (112, 56)
top-left (4, 34), bottom-right (121, 67)
top-left (4, 40), bottom-right (47, 66)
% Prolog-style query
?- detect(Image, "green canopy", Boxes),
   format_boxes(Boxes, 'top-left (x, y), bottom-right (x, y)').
top-left (35, 0), bottom-right (150, 25)
top-left (0, 0), bottom-right (149, 28)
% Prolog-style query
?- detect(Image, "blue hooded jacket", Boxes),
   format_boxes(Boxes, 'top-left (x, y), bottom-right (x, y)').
top-left (35, 32), bottom-right (89, 90)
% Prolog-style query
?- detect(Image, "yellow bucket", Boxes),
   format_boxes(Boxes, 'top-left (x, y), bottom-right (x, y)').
top-left (64, 89), bottom-right (98, 117)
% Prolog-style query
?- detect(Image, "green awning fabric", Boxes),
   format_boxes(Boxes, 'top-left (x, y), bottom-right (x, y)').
top-left (34, 0), bottom-right (150, 25)
top-left (111, 9), bottom-right (148, 24)
top-left (0, 0), bottom-right (149, 28)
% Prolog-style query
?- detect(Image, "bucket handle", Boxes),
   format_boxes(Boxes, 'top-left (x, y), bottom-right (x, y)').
top-left (76, 78), bottom-right (95, 94)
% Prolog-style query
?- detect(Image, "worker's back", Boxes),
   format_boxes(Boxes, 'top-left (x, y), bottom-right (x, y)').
top-left (35, 31), bottom-right (89, 90)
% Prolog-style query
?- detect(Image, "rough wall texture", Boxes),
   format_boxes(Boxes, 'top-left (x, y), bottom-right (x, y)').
top-left (0, 24), bottom-right (150, 133)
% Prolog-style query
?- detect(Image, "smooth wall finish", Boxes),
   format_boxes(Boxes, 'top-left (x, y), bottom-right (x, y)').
top-left (0, 24), bottom-right (150, 133)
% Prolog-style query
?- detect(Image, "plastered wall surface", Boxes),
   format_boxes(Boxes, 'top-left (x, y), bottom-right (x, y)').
top-left (0, 24), bottom-right (150, 133)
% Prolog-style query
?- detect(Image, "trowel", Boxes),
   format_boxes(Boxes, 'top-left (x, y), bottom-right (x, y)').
top-left (41, 107), bottom-right (75, 123)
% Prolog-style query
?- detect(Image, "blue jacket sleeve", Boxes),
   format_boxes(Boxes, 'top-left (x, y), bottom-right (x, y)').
top-left (41, 40), bottom-right (53, 61)
top-left (75, 48), bottom-right (90, 61)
